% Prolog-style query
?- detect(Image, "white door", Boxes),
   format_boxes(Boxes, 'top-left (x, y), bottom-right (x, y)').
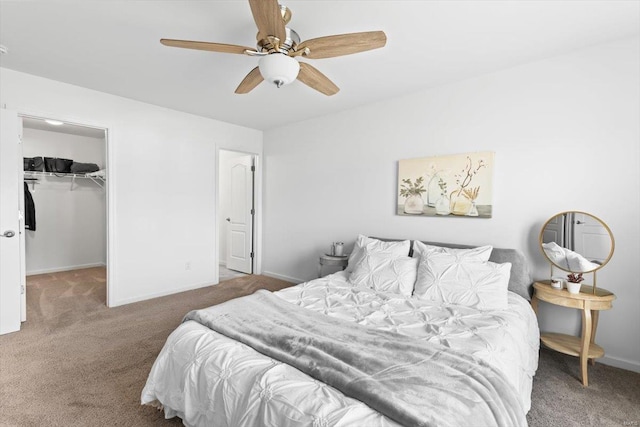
top-left (542, 213), bottom-right (564, 246)
top-left (226, 155), bottom-right (253, 274)
top-left (573, 213), bottom-right (612, 264)
top-left (0, 109), bottom-right (22, 334)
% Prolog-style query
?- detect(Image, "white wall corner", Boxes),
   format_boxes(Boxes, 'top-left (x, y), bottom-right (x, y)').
top-left (110, 280), bottom-right (215, 307)
top-left (261, 271), bottom-right (305, 285)
top-left (599, 355), bottom-right (640, 374)
top-left (26, 263), bottom-right (106, 276)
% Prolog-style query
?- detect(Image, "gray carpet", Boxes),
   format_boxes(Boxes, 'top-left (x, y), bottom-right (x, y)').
top-left (528, 348), bottom-right (640, 426)
top-left (0, 268), bottom-right (638, 426)
top-left (0, 268), bottom-right (292, 427)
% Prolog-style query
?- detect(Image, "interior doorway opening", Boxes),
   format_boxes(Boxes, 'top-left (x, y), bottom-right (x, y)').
top-left (218, 149), bottom-right (255, 281)
top-left (19, 115), bottom-right (109, 320)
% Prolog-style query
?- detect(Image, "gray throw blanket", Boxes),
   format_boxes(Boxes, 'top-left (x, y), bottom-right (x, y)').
top-left (183, 290), bottom-right (526, 427)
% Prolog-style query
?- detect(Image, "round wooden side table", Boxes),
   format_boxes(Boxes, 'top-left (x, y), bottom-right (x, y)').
top-left (531, 280), bottom-right (615, 387)
top-left (317, 255), bottom-right (348, 277)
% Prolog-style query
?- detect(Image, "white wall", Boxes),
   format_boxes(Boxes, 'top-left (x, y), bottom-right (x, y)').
top-left (22, 128), bottom-right (106, 274)
top-left (1, 67), bottom-right (263, 306)
top-left (263, 37), bottom-right (640, 371)
top-left (218, 150), bottom-right (251, 266)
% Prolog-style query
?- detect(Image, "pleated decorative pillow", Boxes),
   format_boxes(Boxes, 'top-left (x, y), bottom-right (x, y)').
top-left (346, 235), bottom-right (411, 274)
top-left (349, 248), bottom-right (418, 297)
top-left (412, 241), bottom-right (511, 310)
top-left (414, 251), bottom-right (511, 310)
top-left (412, 240), bottom-right (493, 261)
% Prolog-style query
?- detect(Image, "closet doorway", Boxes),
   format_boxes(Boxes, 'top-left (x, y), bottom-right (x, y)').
top-left (20, 116), bottom-right (108, 321)
top-left (218, 150), bottom-right (255, 281)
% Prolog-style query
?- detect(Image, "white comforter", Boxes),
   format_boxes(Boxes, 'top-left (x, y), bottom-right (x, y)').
top-left (142, 272), bottom-right (539, 427)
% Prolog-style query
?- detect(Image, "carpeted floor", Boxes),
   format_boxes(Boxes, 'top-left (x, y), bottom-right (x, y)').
top-left (0, 268), bottom-right (292, 427)
top-left (1, 267), bottom-right (638, 426)
top-left (528, 348), bottom-right (640, 426)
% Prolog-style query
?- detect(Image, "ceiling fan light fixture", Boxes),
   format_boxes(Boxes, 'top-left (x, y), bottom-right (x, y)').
top-left (161, 0), bottom-right (387, 95)
top-left (258, 53), bottom-right (300, 88)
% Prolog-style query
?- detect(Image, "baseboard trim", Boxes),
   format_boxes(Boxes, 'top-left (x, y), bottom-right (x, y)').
top-left (27, 263), bottom-right (106, 276)
top-left (262, 270), bottom-right (305, 284)
top-left (110, 280), bottom-right (214, 307)
top-left (599, 355), bottom-right (640, 373)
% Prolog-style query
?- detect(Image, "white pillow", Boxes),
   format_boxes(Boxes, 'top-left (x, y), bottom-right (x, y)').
top-left (543, 242), bottom-right (600, 272)
top-left (349, 249), bottom-right (418, 297)
top-left (414, 251), bottom-right (511, 310)
top-left (346, 235), bottom-right (411, 273)
top-left (542, 242), bottom-right (569, 269)
top-left (412, 241), bottom-right (493, 300)
top-left (566, 251), bottom-right (600, 272)
top-left (412, 240), bottom-right (493, 262)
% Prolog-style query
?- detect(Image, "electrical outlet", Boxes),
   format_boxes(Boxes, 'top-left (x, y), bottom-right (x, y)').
top-left (185, 262), bottom-right (191, 271)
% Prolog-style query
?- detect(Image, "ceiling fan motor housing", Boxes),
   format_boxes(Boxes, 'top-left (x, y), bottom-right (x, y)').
top-left (258, 27), bottom-right (300, 54)
top-left (258, 53), bottom-right (300, 87)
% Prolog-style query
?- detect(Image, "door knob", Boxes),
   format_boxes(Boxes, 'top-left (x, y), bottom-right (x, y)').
top-left (226, 217), bottom-right (231, 222)
top-left (1, 230), bottom-right (16, 238)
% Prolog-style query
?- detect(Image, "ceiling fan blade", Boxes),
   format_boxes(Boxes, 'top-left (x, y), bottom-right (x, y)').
top-left (297, 63), bottom-right (339, 96)
top-left (160, 39), bottom-right (253, 55)
top-left (297, 31), bottom-right (387, 59)
top-left (235, 67), bottom-right (264, 94)
top-left (248, 0), bottom-right (286, 42)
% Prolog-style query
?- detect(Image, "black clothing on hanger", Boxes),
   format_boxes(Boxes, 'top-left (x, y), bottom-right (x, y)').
top-left (24, 182), bottom-right (36, 231)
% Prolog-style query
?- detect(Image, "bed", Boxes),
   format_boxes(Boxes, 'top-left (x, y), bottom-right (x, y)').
top-left (142, 238), bottom-right (539, 427)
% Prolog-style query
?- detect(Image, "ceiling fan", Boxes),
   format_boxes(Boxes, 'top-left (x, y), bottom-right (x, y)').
top-left (160, 0), bottom-right (387, 96)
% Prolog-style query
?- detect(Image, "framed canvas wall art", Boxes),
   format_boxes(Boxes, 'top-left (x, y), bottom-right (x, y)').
top-left (397, 151), bottom-right (494, 218)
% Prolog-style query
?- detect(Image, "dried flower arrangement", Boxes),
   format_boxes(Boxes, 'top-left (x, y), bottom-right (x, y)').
top-left (438, 178), bottom-right (448, 196)
top-left (462, 186), bottom-right (480, 202)
top-left (449, 156), bottom-right (486, 215)
top-left (453, 156), bottom-right (486, 197)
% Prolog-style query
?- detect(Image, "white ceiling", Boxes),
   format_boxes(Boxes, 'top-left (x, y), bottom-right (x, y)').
top-left (1, 1), bottom-right (638, 131)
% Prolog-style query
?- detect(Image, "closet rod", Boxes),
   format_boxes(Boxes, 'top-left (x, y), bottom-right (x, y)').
top-left (24, 178), bottom-right (39, 191)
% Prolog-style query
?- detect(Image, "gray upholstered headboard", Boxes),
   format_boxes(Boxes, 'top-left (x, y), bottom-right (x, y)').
top-left (373, 238), bottom-right (533, 301)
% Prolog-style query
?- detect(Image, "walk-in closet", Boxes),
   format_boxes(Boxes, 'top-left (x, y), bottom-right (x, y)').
top-left (21, 117), bottom-right (107, 309)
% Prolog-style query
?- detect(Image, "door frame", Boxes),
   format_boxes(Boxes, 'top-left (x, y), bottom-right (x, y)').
top-left (215, 147), bottom-right (261, 283)
top-left (16, 108), bottom-right (116, 308)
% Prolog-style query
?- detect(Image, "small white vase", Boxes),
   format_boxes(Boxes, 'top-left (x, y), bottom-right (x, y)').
top-left (404, 194), bottom-right (424, 215)
top-left (566, 282), bottom-right (582, 294)
top-left (550, 277), bottom-right (564, 290)
top-left (435, 196), bottom-right (450, 215)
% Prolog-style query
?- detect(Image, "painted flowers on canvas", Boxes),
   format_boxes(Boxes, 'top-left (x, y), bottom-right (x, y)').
top-left (397, 151), bottom-right (494, 218)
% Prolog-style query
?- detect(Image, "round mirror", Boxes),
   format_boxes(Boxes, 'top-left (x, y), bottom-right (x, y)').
top-left (539, 211), bottom-right (614, 274)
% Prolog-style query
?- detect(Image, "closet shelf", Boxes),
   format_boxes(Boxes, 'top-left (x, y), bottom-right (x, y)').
top-left (24, 171), bottom-right (106, 190)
